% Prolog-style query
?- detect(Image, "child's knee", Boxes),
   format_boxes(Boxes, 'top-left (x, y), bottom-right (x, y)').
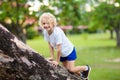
top-left (68, 68), bottom-right (75, 73)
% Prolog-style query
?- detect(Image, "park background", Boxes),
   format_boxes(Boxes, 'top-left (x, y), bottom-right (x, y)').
top-left (0, 0), bottom-right (120, 80)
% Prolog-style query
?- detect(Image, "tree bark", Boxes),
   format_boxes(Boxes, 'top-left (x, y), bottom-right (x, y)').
top-left (109, 29), bottom-right (114, 39)
top-left (0, 24), bottom-right (82, 80)
top-left (0, 22), bottom-right (26, 43)
top-left (114, 27), bottom-right (120, 47)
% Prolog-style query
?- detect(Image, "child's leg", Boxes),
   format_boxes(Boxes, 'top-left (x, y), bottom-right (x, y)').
top-left (63, 60), bottom-right (87, 74)
top-left (62, 61), bottom-right (69, 69)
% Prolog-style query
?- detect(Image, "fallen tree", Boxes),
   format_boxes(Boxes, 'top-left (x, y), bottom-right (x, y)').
top-left (0, 24), bottom-right (82, 80)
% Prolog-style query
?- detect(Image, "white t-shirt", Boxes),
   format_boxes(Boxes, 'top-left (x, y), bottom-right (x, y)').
top-left (43, 27), bottom-right (74, 57)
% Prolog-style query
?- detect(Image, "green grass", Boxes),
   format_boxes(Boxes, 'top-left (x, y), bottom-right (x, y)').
top-left (27, 32), bottom-right (120, 80)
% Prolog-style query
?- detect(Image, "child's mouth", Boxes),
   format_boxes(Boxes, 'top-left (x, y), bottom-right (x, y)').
top-left (44, 26), bottom-right (50, 29)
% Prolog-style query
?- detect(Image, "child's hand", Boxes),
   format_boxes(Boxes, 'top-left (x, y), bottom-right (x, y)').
top-left (50, 61), bottom-right (59, 67)
top-left (46, 57), bottom-right (54, 61)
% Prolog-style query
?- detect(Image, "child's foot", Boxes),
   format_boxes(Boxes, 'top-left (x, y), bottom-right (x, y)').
top-left (81, 65), bottom-right (91, 78)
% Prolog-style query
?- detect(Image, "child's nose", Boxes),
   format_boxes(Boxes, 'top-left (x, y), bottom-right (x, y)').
top-left (44, 23), bottom-right (48, 26)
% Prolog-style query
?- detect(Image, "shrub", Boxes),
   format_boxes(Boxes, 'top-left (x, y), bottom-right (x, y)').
top-left (26, 27), bottom-right (39, 39)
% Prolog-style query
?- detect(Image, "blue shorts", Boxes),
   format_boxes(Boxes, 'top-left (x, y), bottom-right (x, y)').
top-left (60, 47), bottom-right (77, 62)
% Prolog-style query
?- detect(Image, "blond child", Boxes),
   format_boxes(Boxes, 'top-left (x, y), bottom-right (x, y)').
top-left (39, 12), bottom-right (91, 79)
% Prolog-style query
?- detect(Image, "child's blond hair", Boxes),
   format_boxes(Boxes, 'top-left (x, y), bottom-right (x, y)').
top-left (39, 12), bottom-right (57, 28)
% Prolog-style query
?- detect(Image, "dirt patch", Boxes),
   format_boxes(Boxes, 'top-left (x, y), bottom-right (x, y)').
top-left (106, 58), bottom-right (120, 62)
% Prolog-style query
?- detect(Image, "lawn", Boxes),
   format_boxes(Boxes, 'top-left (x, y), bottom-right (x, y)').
top-left (27, 32), bottom-right (120, 80)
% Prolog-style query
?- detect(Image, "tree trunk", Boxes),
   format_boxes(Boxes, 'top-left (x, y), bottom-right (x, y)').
top-left (114, 27), bottom-right (120, 47)
top-left (1, 22), bottom-right (26, 43)
top-left (0, 24), bottom-right (82, 80)
top-left (11, 23), bottom-right (26, 43)
top-left (109, 29), bottom-right (114, 39)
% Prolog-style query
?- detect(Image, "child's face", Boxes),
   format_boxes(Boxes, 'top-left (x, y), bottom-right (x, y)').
top-left (42, 19), bottom-right (54, 32)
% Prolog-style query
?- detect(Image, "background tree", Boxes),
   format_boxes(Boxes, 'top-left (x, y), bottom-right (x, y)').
top-left (0, 0), bottom-right (38, 43)
top-left (89, 0), bottom-right (120, 47)
top-left (51, 0), bottom-right (81, 26)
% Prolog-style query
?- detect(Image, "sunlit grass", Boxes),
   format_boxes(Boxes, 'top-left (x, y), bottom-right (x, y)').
top-left (27, 32), bottom-right (120, 80)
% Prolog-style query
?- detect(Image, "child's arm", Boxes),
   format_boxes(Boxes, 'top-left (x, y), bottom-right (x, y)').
top-left (48, 42), bottom-right (54, 61)
top-left (50, 44), bottom-right (61, 67)
top-left (56, 44), bottom-right (61, 64)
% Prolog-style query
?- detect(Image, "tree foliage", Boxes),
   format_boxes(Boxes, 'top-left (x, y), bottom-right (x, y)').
top-left (0, 0), bottom-right (31, 43)
top-left (48, 0), bottom-right (87, 27)
top-left (90, 0), bottom-right (120, 47)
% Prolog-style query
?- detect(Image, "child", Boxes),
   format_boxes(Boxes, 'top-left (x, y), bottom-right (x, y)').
top-left (39, 12), bottom-right (91, 78)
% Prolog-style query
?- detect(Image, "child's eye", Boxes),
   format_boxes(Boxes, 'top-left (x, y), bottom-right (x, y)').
top-left (42, 23), bottom-right (45, 25)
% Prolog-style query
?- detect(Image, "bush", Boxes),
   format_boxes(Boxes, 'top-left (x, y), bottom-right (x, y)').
top-left (26, 27), bottom-right (39, 39)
